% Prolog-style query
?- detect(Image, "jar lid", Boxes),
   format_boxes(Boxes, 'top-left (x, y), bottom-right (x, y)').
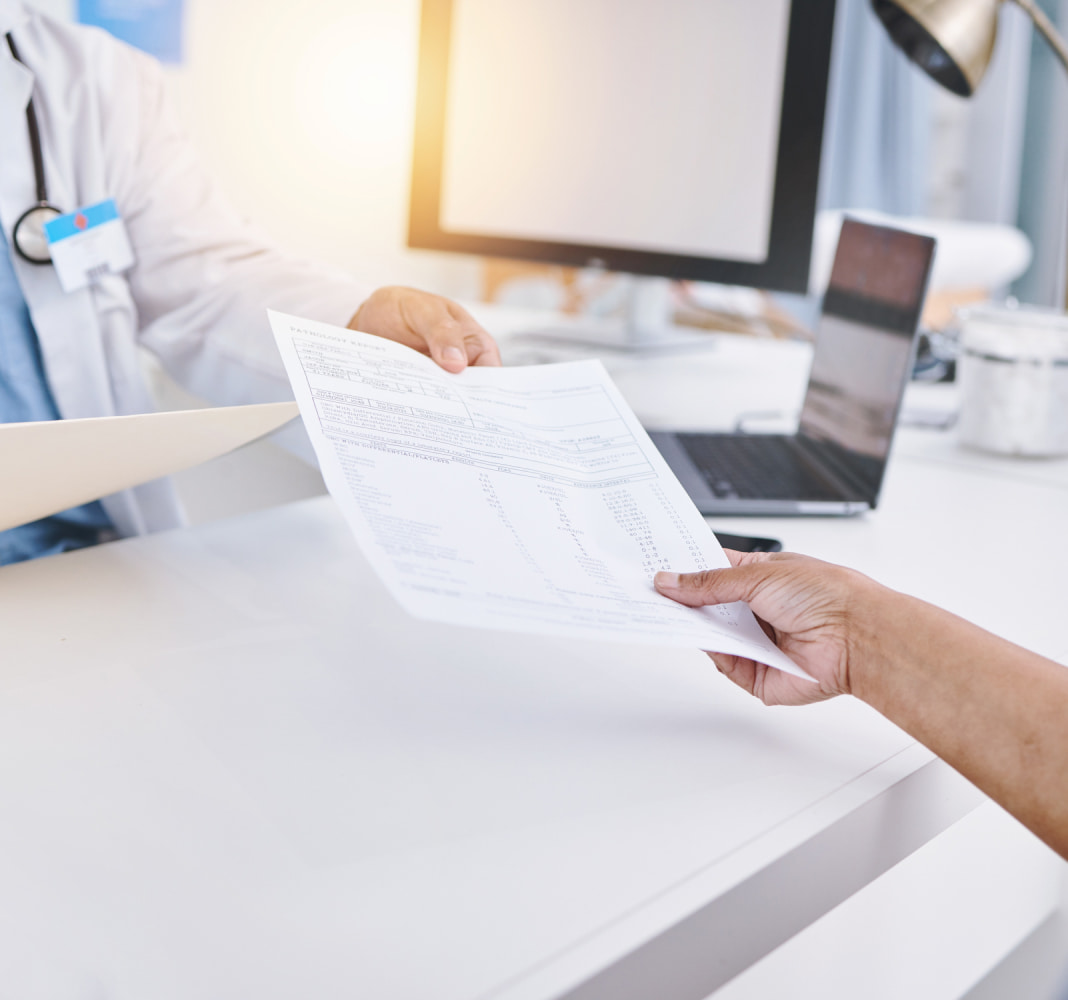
top-left (959, 304), bottom-right (1068, 364)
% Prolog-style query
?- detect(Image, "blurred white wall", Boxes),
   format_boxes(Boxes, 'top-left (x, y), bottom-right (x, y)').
top-left (169, 0), bottom-right (481, 298)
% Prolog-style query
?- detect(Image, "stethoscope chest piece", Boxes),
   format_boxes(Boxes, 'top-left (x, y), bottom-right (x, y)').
top-left (13, 202), bottom-right (62, 264)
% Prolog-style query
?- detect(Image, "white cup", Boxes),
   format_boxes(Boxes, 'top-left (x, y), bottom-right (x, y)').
top-left (957, 304), bottom-right (1068, 457)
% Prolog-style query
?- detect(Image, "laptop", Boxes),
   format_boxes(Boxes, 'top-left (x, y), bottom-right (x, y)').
top-left (649, 219), bottom-right (936, 515)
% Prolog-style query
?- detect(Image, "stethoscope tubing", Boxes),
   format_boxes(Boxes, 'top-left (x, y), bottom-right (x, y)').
top-left (6, 31), bottom-right (63, 265)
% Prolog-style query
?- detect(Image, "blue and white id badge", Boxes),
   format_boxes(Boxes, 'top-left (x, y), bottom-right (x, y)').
top-left (43, 199), bottom-right (135, 292)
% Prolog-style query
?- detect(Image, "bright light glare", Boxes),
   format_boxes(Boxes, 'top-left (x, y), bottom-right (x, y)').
top-left (293, 15), bottom-right (414, 165)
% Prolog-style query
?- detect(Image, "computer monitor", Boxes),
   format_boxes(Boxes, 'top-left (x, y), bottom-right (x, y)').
top-left (409, 0), bottom-right (837, 306)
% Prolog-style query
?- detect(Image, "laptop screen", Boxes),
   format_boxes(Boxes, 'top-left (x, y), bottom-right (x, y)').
top-left (798, 219), bottom-right (935, 496)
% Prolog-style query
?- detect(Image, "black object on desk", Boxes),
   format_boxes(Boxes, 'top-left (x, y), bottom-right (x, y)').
top-left (713, 531), bottom-right (783, 553)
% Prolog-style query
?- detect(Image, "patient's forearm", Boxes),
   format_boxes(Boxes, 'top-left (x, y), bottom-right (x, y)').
top-left (851, 592), bottom-right (1068, 858)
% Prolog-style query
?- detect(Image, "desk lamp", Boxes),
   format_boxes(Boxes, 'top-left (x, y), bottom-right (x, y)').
top-left (871, 0), bottom-right (1068, 95)
top-left (872, 0), bottom-right (1068, 307)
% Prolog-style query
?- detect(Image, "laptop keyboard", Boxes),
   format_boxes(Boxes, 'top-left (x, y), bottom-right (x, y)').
top-left (676, 433), bottom-right (847, 501)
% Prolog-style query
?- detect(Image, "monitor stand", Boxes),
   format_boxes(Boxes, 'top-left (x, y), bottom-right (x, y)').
top-left (506, 276), bottom-right (718, 360)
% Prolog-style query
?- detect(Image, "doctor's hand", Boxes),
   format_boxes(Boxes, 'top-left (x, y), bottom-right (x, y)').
top-left (654, 551), bottom-right (892, 708)
top-left (350, 287), bottom-right (501, 373)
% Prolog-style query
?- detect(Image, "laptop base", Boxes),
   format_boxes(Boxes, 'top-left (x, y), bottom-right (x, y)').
top-left (649, 432), bottom-right (871, 517)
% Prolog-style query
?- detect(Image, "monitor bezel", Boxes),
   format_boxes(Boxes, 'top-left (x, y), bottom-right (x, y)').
top-left (408, 0), bottom-right (838, 294)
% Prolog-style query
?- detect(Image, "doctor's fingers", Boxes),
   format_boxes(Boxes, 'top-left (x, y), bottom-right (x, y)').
top-left (378, 287), bottom-right (499, 372)
top-left (401, 293), bottom-right (501, 371)
top-left (446, 300), bottom-right (502, 368)
top-left (350, 287), bottom-right (499, 372)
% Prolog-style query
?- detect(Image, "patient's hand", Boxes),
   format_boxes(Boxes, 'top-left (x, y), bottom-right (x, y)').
top-left (654, 551), bottom-right (885, 707)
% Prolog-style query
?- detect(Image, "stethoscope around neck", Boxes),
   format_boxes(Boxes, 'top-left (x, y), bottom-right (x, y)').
top-left (6, 32), bottom-right (63, 265)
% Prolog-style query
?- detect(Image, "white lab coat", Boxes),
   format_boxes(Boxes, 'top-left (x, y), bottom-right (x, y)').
top-left (0, 0), bottom-right (368, 538)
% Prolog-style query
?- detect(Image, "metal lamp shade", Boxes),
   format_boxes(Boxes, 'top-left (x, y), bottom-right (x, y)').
top-left (870, 0), bottom-right (1001, 96)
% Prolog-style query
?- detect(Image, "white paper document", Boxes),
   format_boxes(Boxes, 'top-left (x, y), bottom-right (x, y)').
top-left (0, 402), bottom-right (298, 534)
top-left (270, 311), bottom-right (807, 678)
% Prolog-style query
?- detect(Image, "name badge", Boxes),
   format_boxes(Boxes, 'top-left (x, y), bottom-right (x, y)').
top-left (43, 199), bottom-right (135, 293)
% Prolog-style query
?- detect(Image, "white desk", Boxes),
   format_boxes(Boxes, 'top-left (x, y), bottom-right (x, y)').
top-left (2, 324), bottom-right (1066, 999)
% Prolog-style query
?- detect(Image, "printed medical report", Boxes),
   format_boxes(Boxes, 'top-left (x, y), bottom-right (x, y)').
top-left (270, 311), bottom-right (807, 679)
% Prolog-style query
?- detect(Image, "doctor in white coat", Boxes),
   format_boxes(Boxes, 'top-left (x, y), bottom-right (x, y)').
top-left (0, 0), bottom-right (499, 557)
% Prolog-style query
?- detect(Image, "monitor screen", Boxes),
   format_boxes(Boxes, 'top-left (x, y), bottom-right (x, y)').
top-left (410, 0), bottom-right (837, 292)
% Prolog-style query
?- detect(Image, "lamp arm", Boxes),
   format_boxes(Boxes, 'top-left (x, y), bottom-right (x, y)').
top-left (1011, 0), bottom-right (1068, 75)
